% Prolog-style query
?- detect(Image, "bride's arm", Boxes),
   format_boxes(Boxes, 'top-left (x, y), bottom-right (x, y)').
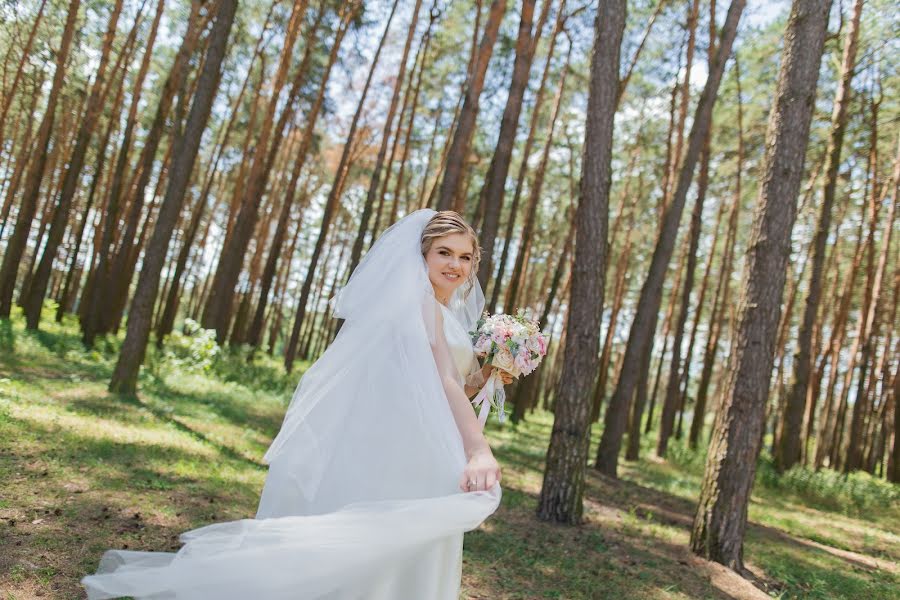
top-left (429, 306), bottom-right (501, 492)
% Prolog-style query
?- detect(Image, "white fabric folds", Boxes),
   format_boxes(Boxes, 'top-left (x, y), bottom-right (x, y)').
top-left (82, 209), bottom-right (501, 599)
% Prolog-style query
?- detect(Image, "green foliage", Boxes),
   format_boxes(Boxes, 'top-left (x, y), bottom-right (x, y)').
top-left (757, 457), bottom-right (900, 515)
top-left (161, 318), bottom-right (220, 373)
top-left (210, 343), bottom-right (299, 395)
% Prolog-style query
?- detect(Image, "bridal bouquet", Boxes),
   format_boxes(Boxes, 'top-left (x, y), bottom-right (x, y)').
top-left (469, 310), bottom-right (548, 426)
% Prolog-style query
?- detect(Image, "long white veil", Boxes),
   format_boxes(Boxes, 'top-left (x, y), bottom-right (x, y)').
top-left (82, 209), bottom-right (500, 599)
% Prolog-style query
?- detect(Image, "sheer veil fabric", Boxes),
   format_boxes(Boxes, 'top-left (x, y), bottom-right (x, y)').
top-left (81, 209), bottom-right (501, 599)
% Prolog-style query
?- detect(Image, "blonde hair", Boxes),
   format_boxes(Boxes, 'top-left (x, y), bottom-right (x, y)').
top-left (421, 211), bottom-right (481, 297)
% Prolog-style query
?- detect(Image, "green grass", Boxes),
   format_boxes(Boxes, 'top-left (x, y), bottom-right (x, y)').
top-left (1, 307), bottom-right (898, 599)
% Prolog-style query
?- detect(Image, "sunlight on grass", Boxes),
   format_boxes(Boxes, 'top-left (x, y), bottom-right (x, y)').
top-left (1, 310), bottom-right (898, 599)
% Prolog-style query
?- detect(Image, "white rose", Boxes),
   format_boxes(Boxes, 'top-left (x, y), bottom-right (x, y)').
top-left (493, 348), bottom-right (515, 373)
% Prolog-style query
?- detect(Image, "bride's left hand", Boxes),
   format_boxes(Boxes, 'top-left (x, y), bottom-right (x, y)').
top-left (460, 449), bottom-right (501, 493)
top-left (488, 365), bottom-right (514, 385)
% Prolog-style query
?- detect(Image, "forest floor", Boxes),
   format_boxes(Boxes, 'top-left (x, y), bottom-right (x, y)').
top-left (1, 310), bottom-right (898, 599)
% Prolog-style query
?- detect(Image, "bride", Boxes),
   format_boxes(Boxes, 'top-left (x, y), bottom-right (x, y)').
top-left (82, 209), bottom-right (512, 599)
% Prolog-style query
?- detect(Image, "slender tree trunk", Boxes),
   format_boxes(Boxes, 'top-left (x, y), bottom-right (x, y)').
top-left (777, 0), bottom-right (864, 471)
top-left (109, 0), bottom-right (237, 395)
top-left (202, 0), bottom-right (309, 342)
top-left (284, 0), bottom-right (389, 372)
top-left (23, 0), bottom-right (125, 329)
top-left (691, 0), bottom-right (830, 569)
top-left (0, 0), bottom-right (81, 319)
top-left (846, 127), bottom-right (896, 471)
top-left (57, 41), bottom-right (133, 322)
top-left (505, 50), bottom-right (569, 314)
top-left (689, 81), bottom-right (741, 447)
top-left (536, 0), bottom-right (623, 525)
top-left (476, 0), bottom-right (547, 288)
top-left (0, 0), bottom-right (47, 153)
top-left (596, 0), bottom-right (745, 478)
top-left (436, 0), bottom-right (508, 212)
top-left (345, 0), bottom-right (423, 281)
top-left (82, 0), bottom-right (204, 345)
top-left (488, 8), bottom-right (564, 314)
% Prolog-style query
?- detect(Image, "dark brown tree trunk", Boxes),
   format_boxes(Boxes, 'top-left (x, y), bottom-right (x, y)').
top-left (690, 0), bottom-right (830, 570)
top-left (596, 0), bottom-right (745, 478)
top-left (689, 72), bottom-right (742, 447)
top-left (23, 0), bottom-right (125, 329)
top-left (536, 0), bottom-right (623, 525)
top-left (109, 0), bottom-right (237, 395)
top-left (777, 0), bottom-right (863, 471)
top-left (436, 0), bottom-right (507, 213)
top-left (814, 210), bottom-right (868, 469)
top-left (0, 0), bottom-right (81, 318)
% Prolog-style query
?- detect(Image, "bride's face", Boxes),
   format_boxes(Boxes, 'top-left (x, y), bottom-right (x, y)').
top-left (424, 233), bottom-right (474, 303)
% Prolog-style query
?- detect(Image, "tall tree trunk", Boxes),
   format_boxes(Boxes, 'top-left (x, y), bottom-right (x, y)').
top-left (23, 0), bottom-right (125, 329)
top-left (345, 0), bottom-right (423, 280)
top-left (57, 38), bottom-right (134, 322)
top-left (662, 0), bottom-right (718, 453)
top-left (488, 7), bottom-right (564, 314)
top-left (109, 0), bottom-right (237, 395)
top-left (689, 63), bottom-right (742, 448)
top-left (845, 125), bottom-right (896, 471)
top-left (0, 0), bottom-right (81, 319)
top-left (0, 0), bottom-right (47, 153)
top-left (596, 0), bottom-right (745, 478)
top-left (504, 49), bottom-right (569, 314)
top-left (813, 209), bottom-right (868, 468)
top-left (242, 4), bottom-right (344, 348)
top-left (283, 0), bottom-right (390, 372)
top-left (435, 0), bottom-right (507, 212)
top-left (690, 0), bottom-right (830, 570)
top-left (536, 0), bottom-right (623, 525)
top-left (201, 0), bottom-right (309, 342)
top-left (476, 0), bottom-right (547, 289)
top-left (777, 0), bottom-right (863, 471)
top-left (82, 0), bottom-right (204, 345)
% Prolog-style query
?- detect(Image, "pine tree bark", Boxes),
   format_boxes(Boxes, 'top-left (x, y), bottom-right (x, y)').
top-left (488, 7), bottom-right (564, 313)
top-left (202, 0), bottom-right (309, 341)
top-left (0, 0), bottom-right (81, 319)
top-left (596, 0), bottom-right (745, 478)
top-left (536, 0), bottom-right (623, 525)
top-left (504, 49), bottom-right (569, 314)
top-left (283, 0), bottom-right (390, 372)
top-left (476, 0), bottom-right (547, 289)
top-left (344, 0), bottom-right (423, 282)
top-left (846, 125), bottom-right (896, 471)
top-left (82, 0), bottom-right (204, 345)
top-left (435, 0), bottom-right (507, 212)
top-left (690, 0), bottom-right (830, 569)
top-left (777, 0), bottom-right (863, 471)
top-left (109, 0), bottom-right (237, 395)
top-left (0, 0), bottom-right (47, 154)
top-left (23, 0), bottom-right (125, 329)
top-left (57, 38), bottom-right (134, 322)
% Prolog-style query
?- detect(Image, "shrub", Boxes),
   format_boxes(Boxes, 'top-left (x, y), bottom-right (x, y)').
top-left (161, 319), bottom-right (220, 372)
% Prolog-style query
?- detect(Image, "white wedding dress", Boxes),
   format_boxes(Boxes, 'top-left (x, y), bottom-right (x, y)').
top-left (82, 209), bottom-right (501, 599)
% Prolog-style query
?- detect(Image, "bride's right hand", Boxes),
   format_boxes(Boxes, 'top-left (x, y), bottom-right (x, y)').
top-left (460, 449), bottom-right (501, 493)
